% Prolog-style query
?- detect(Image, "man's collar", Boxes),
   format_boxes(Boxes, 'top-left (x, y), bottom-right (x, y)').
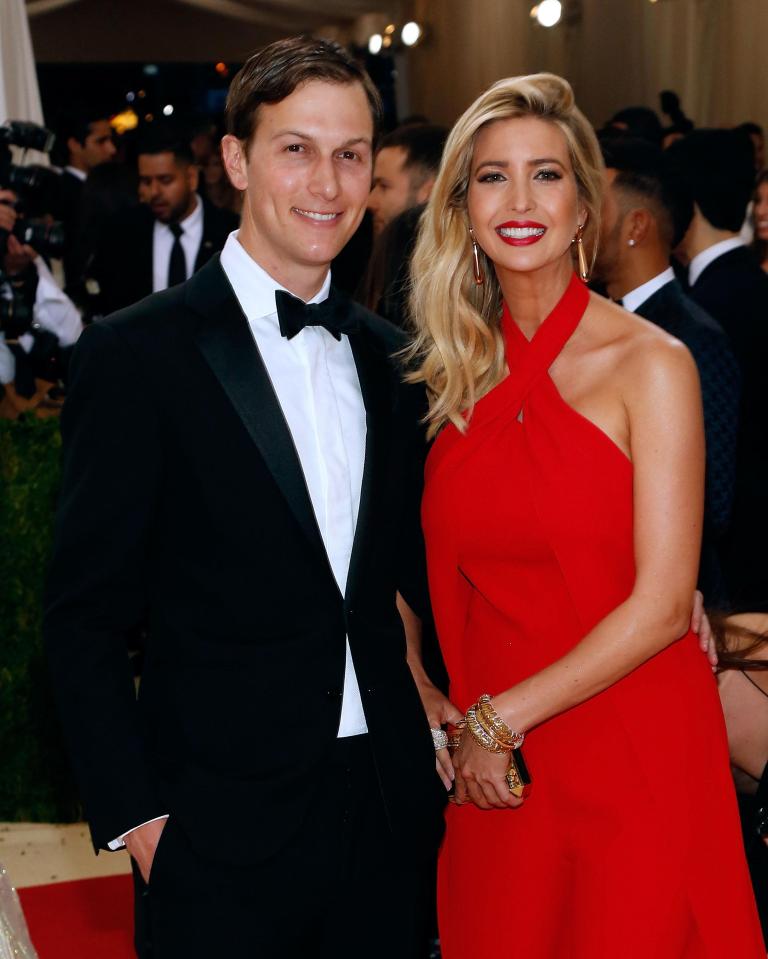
top-left (64, 165), bottom-right (87, 182)
top-left (688, 236), bottom-right (746, 287)
top-left (621, 267), bottom-right (676, 313)
top-left (218, 230), bottom-right (331, 321)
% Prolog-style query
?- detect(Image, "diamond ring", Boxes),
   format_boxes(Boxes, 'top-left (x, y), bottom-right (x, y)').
top-left (431, 727), bottom-right (449, 751)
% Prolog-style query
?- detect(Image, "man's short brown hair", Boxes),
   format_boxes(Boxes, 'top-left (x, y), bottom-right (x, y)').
top-left (225, 35), bottom-right (383, 151)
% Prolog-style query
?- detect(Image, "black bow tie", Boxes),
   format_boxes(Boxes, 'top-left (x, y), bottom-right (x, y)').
top-left (275, 288), bottom-right (358, 341)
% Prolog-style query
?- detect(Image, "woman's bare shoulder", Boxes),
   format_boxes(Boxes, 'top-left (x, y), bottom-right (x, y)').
top-left (584, 293), bottom-right (698, 390)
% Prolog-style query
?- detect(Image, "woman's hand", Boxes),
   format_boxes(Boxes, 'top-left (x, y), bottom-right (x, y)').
top-left (691, 589), bottom-right (718, 668)
top-left (415, 678), bottom-right (463, 789)
top-left (452, 730), bottom-right (525, 810)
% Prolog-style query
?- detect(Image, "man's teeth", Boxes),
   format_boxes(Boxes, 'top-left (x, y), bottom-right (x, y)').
top-left (498, 226), bottom-right (546, 239)
top-left (294, 209), bottom-right (338, 221)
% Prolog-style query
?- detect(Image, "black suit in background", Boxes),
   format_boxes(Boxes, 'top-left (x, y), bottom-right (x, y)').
top-left (43, 256), bottom-right (443, 957)
top-left (89, 199), bottom-right (239, 316)
top-left (634, 278), bottom-right (741, 605)
top-left (53, 169), bottom-right (86, 291)
top-left (688, 246), bottom-right (768, 608)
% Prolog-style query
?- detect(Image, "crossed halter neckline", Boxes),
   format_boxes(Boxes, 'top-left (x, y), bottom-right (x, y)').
top-left (483, 271), bottom-right (589, 424)
top-left (428, 272), bottom-right (591, 476)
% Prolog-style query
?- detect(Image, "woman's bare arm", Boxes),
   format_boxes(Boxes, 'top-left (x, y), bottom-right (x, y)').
top-left (453, 335), bottom-right (705, 809)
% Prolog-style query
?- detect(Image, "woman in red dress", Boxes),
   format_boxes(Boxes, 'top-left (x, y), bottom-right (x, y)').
top-left (405, 74), bottom-right (764, 956)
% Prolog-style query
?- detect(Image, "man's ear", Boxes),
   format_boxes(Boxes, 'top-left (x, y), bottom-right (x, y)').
top-left (221, 135), bottom-right (248, 192)
top-left (67, 136), bottom-right (81, 160)
top-left (626, 207), bottom-right (653, 246)
top-left (415, 175), bottom-right (436, 205)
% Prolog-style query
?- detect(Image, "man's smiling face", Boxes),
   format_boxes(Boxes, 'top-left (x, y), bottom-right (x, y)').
top-left (222, 78), bottom-right (374, 295)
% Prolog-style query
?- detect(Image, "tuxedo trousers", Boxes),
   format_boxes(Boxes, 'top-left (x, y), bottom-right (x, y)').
top-left (132, 734), bottom-right (434, 959)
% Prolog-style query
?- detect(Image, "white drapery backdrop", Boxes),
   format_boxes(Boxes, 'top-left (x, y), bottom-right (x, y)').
top-left (25, 0), bottom-right (393, 32)
top-left (1, 0), bottom-right (44, 126)
top-left (406, 0), bottom-right (768, 133)
top-left (21, 0), bottom-right (768, 132)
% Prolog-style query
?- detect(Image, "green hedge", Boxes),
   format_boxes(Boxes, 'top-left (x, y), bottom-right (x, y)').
top-left (0, 417), bottom-right (80, 821)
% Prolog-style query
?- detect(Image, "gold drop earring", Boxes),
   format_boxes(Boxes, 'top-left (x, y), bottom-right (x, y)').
top-left (469, 227), bottom-right (485, 285)
top-left (572, 223), bottom-right (589, 282)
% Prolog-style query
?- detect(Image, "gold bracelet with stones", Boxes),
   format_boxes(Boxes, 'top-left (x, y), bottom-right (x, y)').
top-left (475, 693), bottom-right (525, 750)
top-left (465, 705), bottom-right (509, 754)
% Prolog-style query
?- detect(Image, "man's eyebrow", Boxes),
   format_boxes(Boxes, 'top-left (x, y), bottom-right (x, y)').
top-left (272, 130), bottom-right (371, 148)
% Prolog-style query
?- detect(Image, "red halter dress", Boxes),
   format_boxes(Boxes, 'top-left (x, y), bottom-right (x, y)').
top-left (422, 274), bottom-right (764, 957)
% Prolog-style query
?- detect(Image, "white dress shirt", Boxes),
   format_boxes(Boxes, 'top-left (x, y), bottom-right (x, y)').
top-left (688, 236), bottom-right (746, 288)
top-left (621, 267), bottom-right (676, 314)
top-left (151, 194), bottom-right (203, 293)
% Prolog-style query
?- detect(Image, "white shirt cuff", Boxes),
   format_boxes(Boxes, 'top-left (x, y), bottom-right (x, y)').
top-left (107, 814), bottom-right (169, 850)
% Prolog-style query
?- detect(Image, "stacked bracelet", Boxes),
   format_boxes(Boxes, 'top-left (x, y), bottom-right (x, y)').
top-left (465, 693), bottom-right (525, 753)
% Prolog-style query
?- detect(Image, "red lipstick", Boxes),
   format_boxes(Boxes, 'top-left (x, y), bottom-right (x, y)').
top-left (495, 220), bottom-right (547, 246)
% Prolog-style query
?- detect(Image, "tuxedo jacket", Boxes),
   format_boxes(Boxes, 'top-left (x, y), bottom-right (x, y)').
top-left (635, 278), bottom-right (740, 604)
top-left (44, 256), bottom-right (444, 866)
top-left (688, 246), bottom-right (768, 606)
top-left (90, 199), bottom-right (239, 316)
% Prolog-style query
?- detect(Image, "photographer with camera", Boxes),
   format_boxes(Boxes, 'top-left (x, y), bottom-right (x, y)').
top-left (0, 188), bottom-right (83, 416)
top-left (0, 120), bottom-right (84, 415)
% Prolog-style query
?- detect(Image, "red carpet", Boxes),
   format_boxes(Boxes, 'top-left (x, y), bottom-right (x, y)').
top-left (18, 874), bottom-right (135, 959)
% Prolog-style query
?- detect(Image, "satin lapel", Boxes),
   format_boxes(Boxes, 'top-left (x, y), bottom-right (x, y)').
top-left (188, 259), bottom-right (327, 562)
top-left (346, 321), bottom-right (394, 604)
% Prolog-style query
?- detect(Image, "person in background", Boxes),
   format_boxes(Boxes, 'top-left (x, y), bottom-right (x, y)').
top-left (737, 122), bottom-right (766, 172)
top-left (74, 162), bottom-right (139, 304)
top-left (750, 169), bottom-right (768, 272)
top-left (666, 128), bottom-right (768, 608)
top-left (602, 105), bottom-right (663, 146)
top-left (712, 610), bottom-right (768, 943)
top-left (658, 90), bottom-right (694, 149)
top-left (89, 125), bottom-right (238, 315)
top-left (358, 202), bottom-right (424, 326)
top-left (200, 133), bottom-right (242, 216)
top-left (736, 123), bottom-right (766, 244)
top-left (54, 107), bottom-right (117, 289)
top-left (367, 124), bottom-right (448, 237)
top-left (0, 189), bottom-right (83, 415)
top-left (358, 124), bottom-right (448, 323)
top-left (594, 135), bottom-right (740, 605)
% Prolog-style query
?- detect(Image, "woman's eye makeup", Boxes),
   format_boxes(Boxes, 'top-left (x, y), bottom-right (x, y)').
top-left (476, 171), bottom-right (506, 182)
top-left (474, 167), bottom-right (564, 183)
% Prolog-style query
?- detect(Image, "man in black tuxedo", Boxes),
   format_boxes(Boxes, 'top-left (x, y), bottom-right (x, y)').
top-left (44, 37), bottom-right (447, 959)
top-left (666, 129), bottom-right (768, 608)
top-left (54, 108), bottom-right (117, 290)
top-left (90, 129), bottom-right (238, 315)
top-left (594, 137), bottom-right (741, 605)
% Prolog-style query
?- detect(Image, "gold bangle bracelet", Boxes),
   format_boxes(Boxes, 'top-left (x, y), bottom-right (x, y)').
top-left (476, 694), bottom-right (525, 750)
top-left (465, 706), bottom-right (508, 754)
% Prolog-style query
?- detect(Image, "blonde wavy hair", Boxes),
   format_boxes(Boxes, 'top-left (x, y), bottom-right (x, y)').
top-left (406, 73), bottom-right (604, 438)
